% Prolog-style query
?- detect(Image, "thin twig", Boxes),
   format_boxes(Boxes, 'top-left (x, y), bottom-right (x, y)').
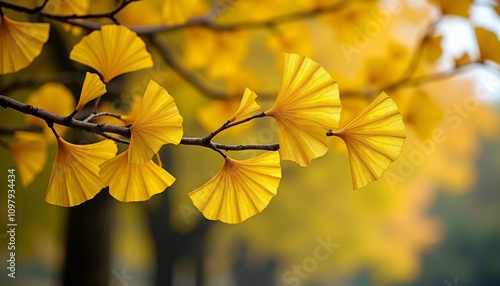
top-left (401, 15), bottom-right (442, 81)
top-left (46, 120), bottom-right (59, 138)
top-left (83, 111), bottom-right (122, 123)
top-left (180, 137), bottom-right (279, 151)
top-left (0, 0), bottom-right (366, 34)
top-left (0, 0), bottom-right (137, 25)
top-left (0, 95), bottom-right (131, 137)
top-left (341, 62), bottom-right (489, 98)
top-left (226, 112), bottom-right (266, 129)
top-left (148, 34), bottom-right (275, 100)
top-left (95, 130), bottom-right (130, 145)
top-left (133, 0), bottom-right (358, 34)
top-left (203, 112), bottom-right (266, 142)
top-left (147, 34), bottom-right (237, 99)
top-left (204, 120), bottom-right (231, 142)
top-left (0, 95), bottom-right (280, 152)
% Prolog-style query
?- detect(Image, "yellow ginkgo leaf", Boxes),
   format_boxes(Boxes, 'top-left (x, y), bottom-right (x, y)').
top-left (69, 25), bottom-right (153, 82)
top-left (26, 83), bottom-right (75, 141)
top-left (454, 52), bottom-right (471, 67)
top-left (265, 53), bottom-right (341, 166)
top-left (331, 92), bottom-right (406, 189)
top-left (46, 137), bottom-right (117, 207)
top-left (129, 80), bottom-right (183, 164)
top-left (184, 27), bottom-right (249, 80)
top-left (120, 94), bottom-right (143, 125)
top-left (430, 0), bottom-right (473, 17)
top-left (75, 72), bottom-right (107, 111)
top-left (44, 0), bottom-right (89, 35)
top-left (423, 35), bottom-right (443, 63)
top-left (189, 151), bottom-right (281, 224)
top-left (197, 99), bottom-right (241, 133)
top-left (99, 150), bottom-right (175, 202)
top-left (162, 0), bottom-right (199, 25)
top-left (9, 132), bottom-right (48, 187)
top-left (475, 27), bottom-right (500, 64)
top-left (0, 15), bottom-right (50, 74)
top-left (44, 0), bottom-right (89, 16)
top-left (230, 88), bottom-right (261, 122)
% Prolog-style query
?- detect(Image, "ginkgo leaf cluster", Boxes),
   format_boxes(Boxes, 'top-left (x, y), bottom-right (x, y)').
top-left (1, 17), bottom-right (407, 225)
top-left (188, 53), bottom-right (406, 223)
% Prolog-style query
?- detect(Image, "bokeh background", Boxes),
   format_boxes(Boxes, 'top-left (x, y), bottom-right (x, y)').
top-left (1, 0), bottom-right (499, 285)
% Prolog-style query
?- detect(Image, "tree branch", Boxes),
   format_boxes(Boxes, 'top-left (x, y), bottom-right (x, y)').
top-left (0, 95), bottom-right (131, 138)
top-left (180, 137), bottom-right (279, 151)
top-left (0, 0), bottom-right (368, 34)
top-left (0, 0), bottom-right (137, 27)
top-left (400, 15), bottom-right (442, 81)
top-left (341, 62), bottom-right (495, 98)
top-left (83, 111), bottom-right (122, 123)
top-left (0, 95), bottom-right (280, 152)
top-left (147, 34), bottom-right (233, 99)
top-left (132, 0), bottom-right (359, 34)
top-left (148, 35), bottom-right (275, 100)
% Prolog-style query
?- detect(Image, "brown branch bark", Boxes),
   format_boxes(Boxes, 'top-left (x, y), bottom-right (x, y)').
top-left (0, 95), bottom-right (131, 137)
top-left (0, 95), bottom-right (279, 151)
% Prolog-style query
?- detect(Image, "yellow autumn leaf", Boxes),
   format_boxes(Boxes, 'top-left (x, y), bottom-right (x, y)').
top-left (331, 92), bottom-right (406, 189)
top-left (189, 151), bottom-right (281, 224)
top-left (0, 15), bottom-right (50, 74)
top-left (26, 83), bottom-right (75, 141)
top-left (117, 0), bottom-right (163, 25)
top-left (120, 94), bottom-right (143, 125)
top-left (9, 132), bottom-right (48, 187)
top-left (129, 80), bottom-right (183, 164)
top-left (230, 88), bottom-right (261, 122)
top-left (197, 99), bottom-right (241, 133)
top-left (454, 52), bottom-right (471, 67)
top-left (99, 150), bottom-right (175, 202)
top-left (69, 25), bottom-right (153, 82)
top-left (392, 89), bottom-right (443, 139)
top-left (162, 0), bottom-right (199, 25)
top-left (475, 27), bottom-right (500, 64)
top-left (75, 72), bottom-right (107, 111)
top-left (44, 0), bottom-right (89, 16)
top-left (423, 35), bottom-right (443, 63)
top-left (184, 27), bottom-right (249, 79)
top-left (45, 137), bottom-right (117, 207)
top-left (266, 22), bottom-right (314, 64)
top-left (430, 0), bottom-right (473, 17)
top-left (44, 0), bottom-right (89, 35)
top-left (265, 53), bottom-right (342, 166)
top-left (197, 70), bottom-right (261, 134)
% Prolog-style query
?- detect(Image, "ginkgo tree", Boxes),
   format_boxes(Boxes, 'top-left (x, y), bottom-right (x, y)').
top-left (0, 19), bottom-right (406, 223)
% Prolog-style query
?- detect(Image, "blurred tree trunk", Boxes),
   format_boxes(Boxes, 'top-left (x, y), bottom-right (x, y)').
top-left (147, 187), bottom-right (210, 286)
top-left (62, 190), bottom-right (115, 286)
